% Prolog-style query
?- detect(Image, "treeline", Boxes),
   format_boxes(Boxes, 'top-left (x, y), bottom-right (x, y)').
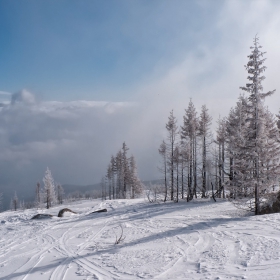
top-left (159, 36), bottom-right (280, 215)
top-left (159, 103), bottom-right (212, 202)
top-left (6, 168), bottom-right (101, 212)
top-left (101, 142), bottom-right (143, 200)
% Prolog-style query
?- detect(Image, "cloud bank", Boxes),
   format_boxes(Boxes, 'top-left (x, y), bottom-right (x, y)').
top-left (0, 90), bottom-right (161, 209)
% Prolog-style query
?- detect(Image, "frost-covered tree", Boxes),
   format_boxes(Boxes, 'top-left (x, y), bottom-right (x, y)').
top-left (20, 200), bottom-right (25, 210)
top-left (102, 143), bottom-right (142, 200)
top-left (180, 141), bottom-right (190, 199)
top-left (129, 155), bottom-right (142, 198)
top-left (101, 176), bottom-right (106, 200)
top-left (158, 140), bottom-right (168, 202)
top-left (215, 117), bottom-right (226, 198)
top-left (115, 150), bottom-right (123, 199)
top-left (173, 145), bottom-right (180, 202)
top-left (237, 36), bottom-right (280, 214)
top-left (224, 96), bottom-right (248, 198)
top-left (35, 182), bottom-right (42, 208)
top-left (198, 105), bottom-right (212, 198)
top-left (106, 164), bottom-right (113, 200)
top-left (110, 156), bottom-right (116, 199)
top-left (43, 167), bottom-right (57, 209)
top-left (56, 184), bottom-right (64, 204)
top-left (122, 142), bottom-right (130, 199)
top-left (166, 110), bottom-right (179, 201)
top-left (11, 191), bottom-right (18, 211)
top-left (181, 100), bottom-right (198, 200)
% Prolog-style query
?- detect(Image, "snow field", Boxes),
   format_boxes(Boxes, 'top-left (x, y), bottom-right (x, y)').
top-left (1, 198), bottom-right (280, 279)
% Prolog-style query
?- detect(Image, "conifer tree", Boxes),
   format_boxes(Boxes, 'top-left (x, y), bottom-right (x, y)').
top-left (158, 140), bottom-right (168, 202)
top-left (115, 150), bottom-right (123, 199)
top-left (101, 176), bottom-right (106, 200)
top-left (129, 155), bottom-right (142, 198)
top-left (216, 117), bottom-right (226, 198)
top-left (11, 191), bottom-right (18, 211)
top-left (102, 143), bottom-right (142, 200)
top-left (238, 36), bottom-right (280, 214)
top-left (225, 96), bottom-right (248, 198)
top-left (122, 142), bottom-right (130, 199)
top-left (56, 184), bottom-right (64, 204)
top-left (198, 105), bottom-right (212, 198)
top-left (166, 110), bottom-right (179, 201)
top-left (180, 141), bottom-right (190, 199)
top-left (43, 167), bottom-right (56, 209)
top-left (106, 164), bottom-right (112, 200)
top-left (173, 145), bottom-right (180, 202)
top-left (35, 182), bottom-right (41, 208)
top-left (110, 156), bottom-right (116, 199)
top-left (181, 100), bottom-right (198, 200)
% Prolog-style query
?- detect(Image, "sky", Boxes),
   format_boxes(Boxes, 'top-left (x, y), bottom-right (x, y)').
top-left (1, 0), bottom-right (280, 206)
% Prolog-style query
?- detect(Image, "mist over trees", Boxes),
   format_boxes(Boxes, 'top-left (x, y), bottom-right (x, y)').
top-left (158, 36), bottom-right (280, 215)
top-left (101, 142), bottom-right (143, 200)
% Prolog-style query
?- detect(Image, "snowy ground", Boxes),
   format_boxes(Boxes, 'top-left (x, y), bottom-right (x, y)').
top-left (1, 198), bottom-right (280, 280)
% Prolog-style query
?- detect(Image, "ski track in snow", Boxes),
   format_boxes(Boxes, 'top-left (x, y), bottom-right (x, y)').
top-left (1, 199), bottom-right (280, 279)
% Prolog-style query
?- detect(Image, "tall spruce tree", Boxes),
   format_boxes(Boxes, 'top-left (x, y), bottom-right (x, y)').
top-left (102, 143), bottom-right (142, 200)
top-left (166, 110), bottom-right (179, 201)
top-left (122, 142), bottom-right (130, 199)
top-left (43, 167), bottom-right (56, 209)
top-left (238, 36), bottom-right (280, 214)
top-left (110, 156), bottom-right (116, 199)
top-left (181, 100), bottom-right (198, 200)
top-left (158, 140), bottom-right (168, 202)
top-left (216, 117), bottom-right (226, 198)
top-left (198, 105), bottom-right (212, 198)
top-left (129, 155), bottom-right (142, 198)
top-left (225, 96), bottom-right (248, 198)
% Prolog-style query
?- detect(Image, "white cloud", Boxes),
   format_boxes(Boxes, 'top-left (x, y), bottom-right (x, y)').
top-left (11, 89), bottom-right (36, 105)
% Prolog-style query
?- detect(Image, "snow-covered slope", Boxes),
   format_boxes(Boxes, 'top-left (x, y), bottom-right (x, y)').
top-left (1, 198), bottom-right (280, 279)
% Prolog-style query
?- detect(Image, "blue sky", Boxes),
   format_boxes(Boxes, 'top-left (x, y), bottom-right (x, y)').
top-left (0, 0), bottom-right (222, 101)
